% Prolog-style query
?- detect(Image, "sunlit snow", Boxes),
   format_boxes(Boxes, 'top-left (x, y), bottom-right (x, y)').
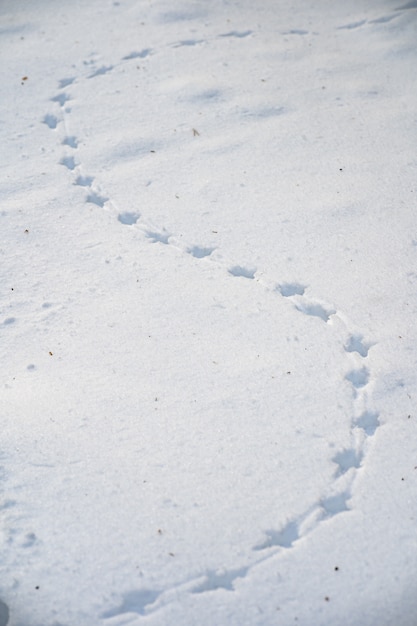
top-left (1, 0), bottom-right (417, 625)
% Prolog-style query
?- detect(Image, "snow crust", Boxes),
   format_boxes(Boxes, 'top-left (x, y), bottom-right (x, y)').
top-left (1, 0), bottom-right (417, 624)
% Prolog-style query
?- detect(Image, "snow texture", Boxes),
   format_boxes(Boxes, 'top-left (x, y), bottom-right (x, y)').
top-left (1, 0), bottom-right (417, 624)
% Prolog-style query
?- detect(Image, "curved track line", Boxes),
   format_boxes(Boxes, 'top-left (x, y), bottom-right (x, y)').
top-left (43, 60), bottom-right (381, 622)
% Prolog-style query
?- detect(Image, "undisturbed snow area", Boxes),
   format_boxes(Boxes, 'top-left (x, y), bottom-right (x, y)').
top-left (1, 0), bottom-right (417, 624)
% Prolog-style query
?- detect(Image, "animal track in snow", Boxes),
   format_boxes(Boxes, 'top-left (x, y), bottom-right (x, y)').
top-left (172, 39), bottom-right (206, 48)
top-left (186, 245), bottom-right (216, 259)
top-left (332, 447), bottom-right (363, 475)
top-left (293, 297), bottom-right (336, 322)
top-left (344, 333), bottom-right (372, 357)
top-left (62, 135), bottom-right (78, 148)
top-left (43, 114), bottom-right (59, 129)
top-left (74, 174), bottom-right (94, 187)
top-left (51, 92), bottom-right (71, 107)
top-left (191, 566), bottom-right (249, 593)
top-left (253, 488), bottom-right (353, 553)
top-left (283, 29), bottom-right (310, 35)
top-left (88, 65), bottom-right (114, 78)
top-left (337, 19), bottom-right (367, 30)
top-left (144, 229), bottom-right (171, 245)
top-left (320, 491), bottom-right (350, 518)
top-left (337, 8), bottom-right (402, 30)
top-left (345, 367), bottom-right (370, 389)
top-left (122, 49), bottom-right (153, 60)
top-left (101, 589), bottom-right (161, 618)
top-left (354, 410), bottom-right (380, 436)
top-left (228, 265), bottom-right (257, 279)
top-left (368, 14), bottom-right (398, 23)
top-left (278, 282), bottom-right (306, 297)
top-left (51, 92), bottom-right (71, 106)
top-left (252, 282), bottom-right (378, 562)
top-left (253, 519), bottom-right (300, 550)
top-left (117, 211), bottom-right (141, 225)
top-left (219, 30), bottom-right (253, 38)
top-left (60, 155), bottom-right (77, 170)
top-left (2, 317), bottom-right (16, 326)
top-left (86, 191), bottom-right (108, 207)
top-left (58, 77), bottom-right (75, 88)
top-left (44, 61), bottom-right (382, 621)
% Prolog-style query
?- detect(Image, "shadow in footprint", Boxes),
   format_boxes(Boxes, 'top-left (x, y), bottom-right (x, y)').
top-left (192, 566), bottom-right (249, 594)
top-left (101, 589), bottom-right (160, 618)
top-left (118, 212), bottom-right (140, 225)
top-left (187, 245), bottom-right (215, 259)
top-left (51, 93), bottom-right (71, 106)
top-left (355, 410), bottom-right (380, 436)
top-left (321, 492), bottom-right (350, 518)
top-left (122, 49), bottom-right (152, 60)
top-left (58, 77), bottom-right (75, 88)
top-left (253, 520), bottom-right (299, 551)
top-left (86, 192), bottom-right (108, 207)
top-left (228, 265), bottom-right (256, 279)
top-left (60, 156), bottom-right (77, 170)
top-left (219, 30), bottom-right (253, 38)
top-left (345, 367), bottom-right (369, 389)
top-left (369, 14), bottom-right (398, 23)
top-left (333, 448), bottom-right (363, 475)
top-left (278, 282), bottom-right (305, 297)
top-left (283, 29), bottom-right (309, 35)
top-left (345, 335), bottom-right (372, 358)
top-left (62, 136), bottom-right (78, 148)
top-left (172, 39), bottom-right (205, 48)
top-left (337, 19), bottom-right (367, 29)
top-left (74, 175), bottom-right (94, 187)
top-left (43, 114), bottom-right (58, 129)
top-left (2, 317), bottom-right (16, 326)
top-left (294, 299), bottom-right (335, 322)
top-left (145, 230), bottom-right (170, 244)
top-left (88, 65), bottom-right (113, 78)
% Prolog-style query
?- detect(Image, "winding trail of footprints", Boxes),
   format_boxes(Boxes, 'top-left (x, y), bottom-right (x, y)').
top-left (41, 34), bottom-right (384, 622)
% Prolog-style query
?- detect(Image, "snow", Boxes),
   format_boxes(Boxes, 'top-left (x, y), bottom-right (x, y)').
top-left (1, 0), bottom-right (417, 624)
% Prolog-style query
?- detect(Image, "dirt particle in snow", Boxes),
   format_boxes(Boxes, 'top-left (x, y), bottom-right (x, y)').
top-left (49, 351), bottom-right (53, 356)
top-left (334, 566), bottom-right (339, 571)
top-left (325, 596), bottom-right (330, 601)
top-left (192, 128), bottom-right (200, 136)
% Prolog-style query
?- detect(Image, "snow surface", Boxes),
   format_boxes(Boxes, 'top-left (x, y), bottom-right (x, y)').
top-left (1, 0), bottom-right (417, 624)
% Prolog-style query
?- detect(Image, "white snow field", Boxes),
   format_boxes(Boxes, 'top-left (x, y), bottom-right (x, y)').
top-left (1, 0), bottom-right (417, 624)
